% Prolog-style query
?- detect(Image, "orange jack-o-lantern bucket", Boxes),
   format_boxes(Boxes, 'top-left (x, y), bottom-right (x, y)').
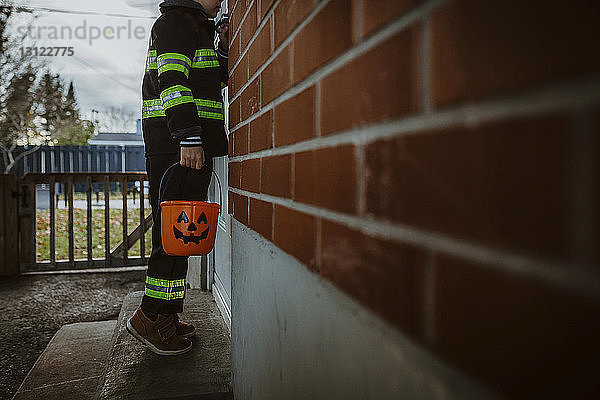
top-left (159, 163), bottom-right (222, 256)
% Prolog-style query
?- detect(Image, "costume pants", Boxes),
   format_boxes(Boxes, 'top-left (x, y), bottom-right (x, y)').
top-left (141, 153), bottom-right (213, 314)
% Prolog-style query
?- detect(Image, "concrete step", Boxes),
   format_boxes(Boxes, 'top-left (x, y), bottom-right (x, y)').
top-left (95, 290), bottom-right (232, 400)
top-left (12, 320), bottom-right (116, 400)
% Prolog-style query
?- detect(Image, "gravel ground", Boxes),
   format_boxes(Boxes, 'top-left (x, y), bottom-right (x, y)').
top-left (0, 270), bottom-right (146, 400)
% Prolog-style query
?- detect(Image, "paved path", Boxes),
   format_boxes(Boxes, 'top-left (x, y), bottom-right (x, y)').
top-left (0, 270), bottom-right (146, 400)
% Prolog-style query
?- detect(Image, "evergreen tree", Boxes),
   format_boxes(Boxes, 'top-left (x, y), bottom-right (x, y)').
top-left (35, 72), bottom-right (65, 135)
top-left (0, 65), bottom-right (36, 146)
top-left (63, 81), bottom-right (79, 120)
top-left (0, 4), bottom-right (94, 170)
top-left (51, 81), bottom-right (94, 145)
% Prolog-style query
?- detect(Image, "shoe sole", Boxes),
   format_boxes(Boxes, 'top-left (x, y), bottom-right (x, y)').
top-left (181, 327), bottom-right (196, 338)
top-left (126, 318), bottom-right (192, 356)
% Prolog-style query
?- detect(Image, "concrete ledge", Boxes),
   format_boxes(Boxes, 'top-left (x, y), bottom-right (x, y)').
top-left (13, 320), bottom-right (116, 400)
top-left (96, 290), bottom-right (232, 400)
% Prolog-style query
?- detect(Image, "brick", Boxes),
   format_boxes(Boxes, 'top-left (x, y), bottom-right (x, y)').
top-left (230, 0), bottom-right (248, 41)
top-left (229, 96), bottom-right (241, 129)
top-left (228, 134), bottom-right (234, 157)
top-left (229, 34), bottom-right (241, 71)
top-left (431, 0), bottom-right (600, 107)
top-left (274, 0), bottom-right (316, 48)
top-left (261, 45), bottom-right (291, 105)
top-left (229, 52), bottom-right (247, 96)
top-left (228, 0), bottom-right (236, 14)
top-left (365, 114), bottom-right (571, 260)
top-left (274, 86), bottom-right (315, 146)
top-left (240, 1), bottom-right (258, 51)
top-left (259, 0), bottom-right (276, 21)
top-left (233, 125), bottom-right (249, 156)
top-left (231, 192), bottom-right (248, 224)
top-left (577, 109), bottom-right (600, 265)
top-left (250, 110), bottom-right (273, 152)
top-left (241, 158), bottom-right (261, 193)
top-left (321, 220), bottom-right (426, 335)
top-left (293, 0), bottom-right (353, 83)
top-left (294, 145), bottom-right (357, 214)
top-left (228, 161), bottom-right (241, 188)
top-left (433, 253), bottom-right (600, 398)
top-left (261, 154), bottom-right (291, 197)
top-left (250, 198), bottom-right (273, 239)
top-left (229, 2), bottom-right (239, 38)
top-left (321, 24), bottom-right (420, 136)
top-left (591, 111), bottom-right (600, 264)
top-left (362, 0), bottom-right (423, 37)
top-left (228, 191), bottom-right (234, 214)
top-left (240, 76), bottom-right (261, 121)
top-left (273, 205), bottom-right (317, 270)
top-left (249, 18), bottom-right (272, 77)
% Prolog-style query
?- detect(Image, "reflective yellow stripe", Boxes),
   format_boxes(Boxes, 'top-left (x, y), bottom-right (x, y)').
top-left (146, 50), bottom-right (158, 72)
top-left (145, 276), bottom-right (186, 288)
top-left (144, 287), bottom-right (185, 301)
top-left (160, 85), bottom-right (194, 110)
top-left (192, 48), bottom-right (219, 68)
top-left (142, 97), bottom-right (225, 120)
top-left (157, 52), bottom-right (192, 78)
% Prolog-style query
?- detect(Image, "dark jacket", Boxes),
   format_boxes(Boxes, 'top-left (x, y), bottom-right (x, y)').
top-left (142, 0), bottom-right (228, 157)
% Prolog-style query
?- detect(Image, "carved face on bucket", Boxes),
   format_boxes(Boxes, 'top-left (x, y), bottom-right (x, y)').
top-left (173, 211), bottom-right (209, 244)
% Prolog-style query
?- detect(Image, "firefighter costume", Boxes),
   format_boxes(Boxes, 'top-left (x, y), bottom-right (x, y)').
top-left (140, 0), bottom-right (228, 315)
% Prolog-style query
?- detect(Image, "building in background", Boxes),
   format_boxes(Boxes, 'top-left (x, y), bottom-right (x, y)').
top-left (88, 119), bottom-right (145, 147)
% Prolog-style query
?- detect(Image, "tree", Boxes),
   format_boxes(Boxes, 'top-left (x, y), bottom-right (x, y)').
top-left (0, 65), bottom-right (41, 172)
top-left (53, 81), bottom-right (94, 145)
top-left (36, 77), bottom-right (94, 145)
top-left (63, 82), bottom-right (79, 120)
top-left (0, 1), bottom-right (13, 76)
top-left (0, 2), bottom-right (45, 172)
top-left (0, 3), bottom-right (95, 172)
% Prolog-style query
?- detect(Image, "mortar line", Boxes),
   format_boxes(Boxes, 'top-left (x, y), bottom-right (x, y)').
top-left (229, 187), bottom-right (600, 300)
top-left (355, 144), bottom-right (366, 216)
top-left (315, 81), bottom-right (321, 137)
top-left (228, 76), bottom-right (600, 162)
top-left (230, 0), bottom-right (256, 47)
top-left (231, 0), bottom-right (329, 75)
top-left (421, 16), bottom-right (433, 113)
top-left (230, 0), bottom-right (447, 104)
top-left (270, 12), bottom-right (274, 51)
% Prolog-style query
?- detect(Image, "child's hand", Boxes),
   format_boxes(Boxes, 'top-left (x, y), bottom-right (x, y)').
top-left (218, 23), bottom-right (229, 50)
top-left (180, 146), bottom-right (205, 170)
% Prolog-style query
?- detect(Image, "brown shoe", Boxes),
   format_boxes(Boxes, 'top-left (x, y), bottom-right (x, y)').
top-left (174, 313), bottom-right (196, 338)
top-left (126, 306), bottom-right (192, 356)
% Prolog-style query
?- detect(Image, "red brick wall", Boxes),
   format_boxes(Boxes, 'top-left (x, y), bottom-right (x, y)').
top-left (226, 0), bottom-right (600, 397)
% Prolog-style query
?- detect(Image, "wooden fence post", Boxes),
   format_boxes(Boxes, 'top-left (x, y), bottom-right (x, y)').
top-left (18, 181), bottom-right (36, 271)
top-left (1, 175), bottom-right (20, 276)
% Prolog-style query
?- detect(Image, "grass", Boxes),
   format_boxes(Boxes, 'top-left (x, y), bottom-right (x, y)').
top-left (36, 207), bottom-right (153, 262)
top-left (57, 191), bottom-right (143, 202)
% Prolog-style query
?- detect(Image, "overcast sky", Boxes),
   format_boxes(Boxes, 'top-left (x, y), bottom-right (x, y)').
top-left (8, 0), bottom-right (164, 131)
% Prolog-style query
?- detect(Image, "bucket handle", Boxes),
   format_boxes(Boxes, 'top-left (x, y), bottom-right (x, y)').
top-left (158, 162), bottom-right (223, 215)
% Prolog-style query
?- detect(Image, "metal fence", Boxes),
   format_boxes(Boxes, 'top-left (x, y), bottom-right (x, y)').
top-left (2, 145), bottom-right (146, 177)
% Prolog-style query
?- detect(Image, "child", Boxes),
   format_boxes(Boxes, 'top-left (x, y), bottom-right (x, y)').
top-left (127, 0), bottom-right (228, 355)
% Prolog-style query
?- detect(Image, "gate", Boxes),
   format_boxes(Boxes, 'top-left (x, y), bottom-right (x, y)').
top-left (17, 171), bottom-right (152, 272)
